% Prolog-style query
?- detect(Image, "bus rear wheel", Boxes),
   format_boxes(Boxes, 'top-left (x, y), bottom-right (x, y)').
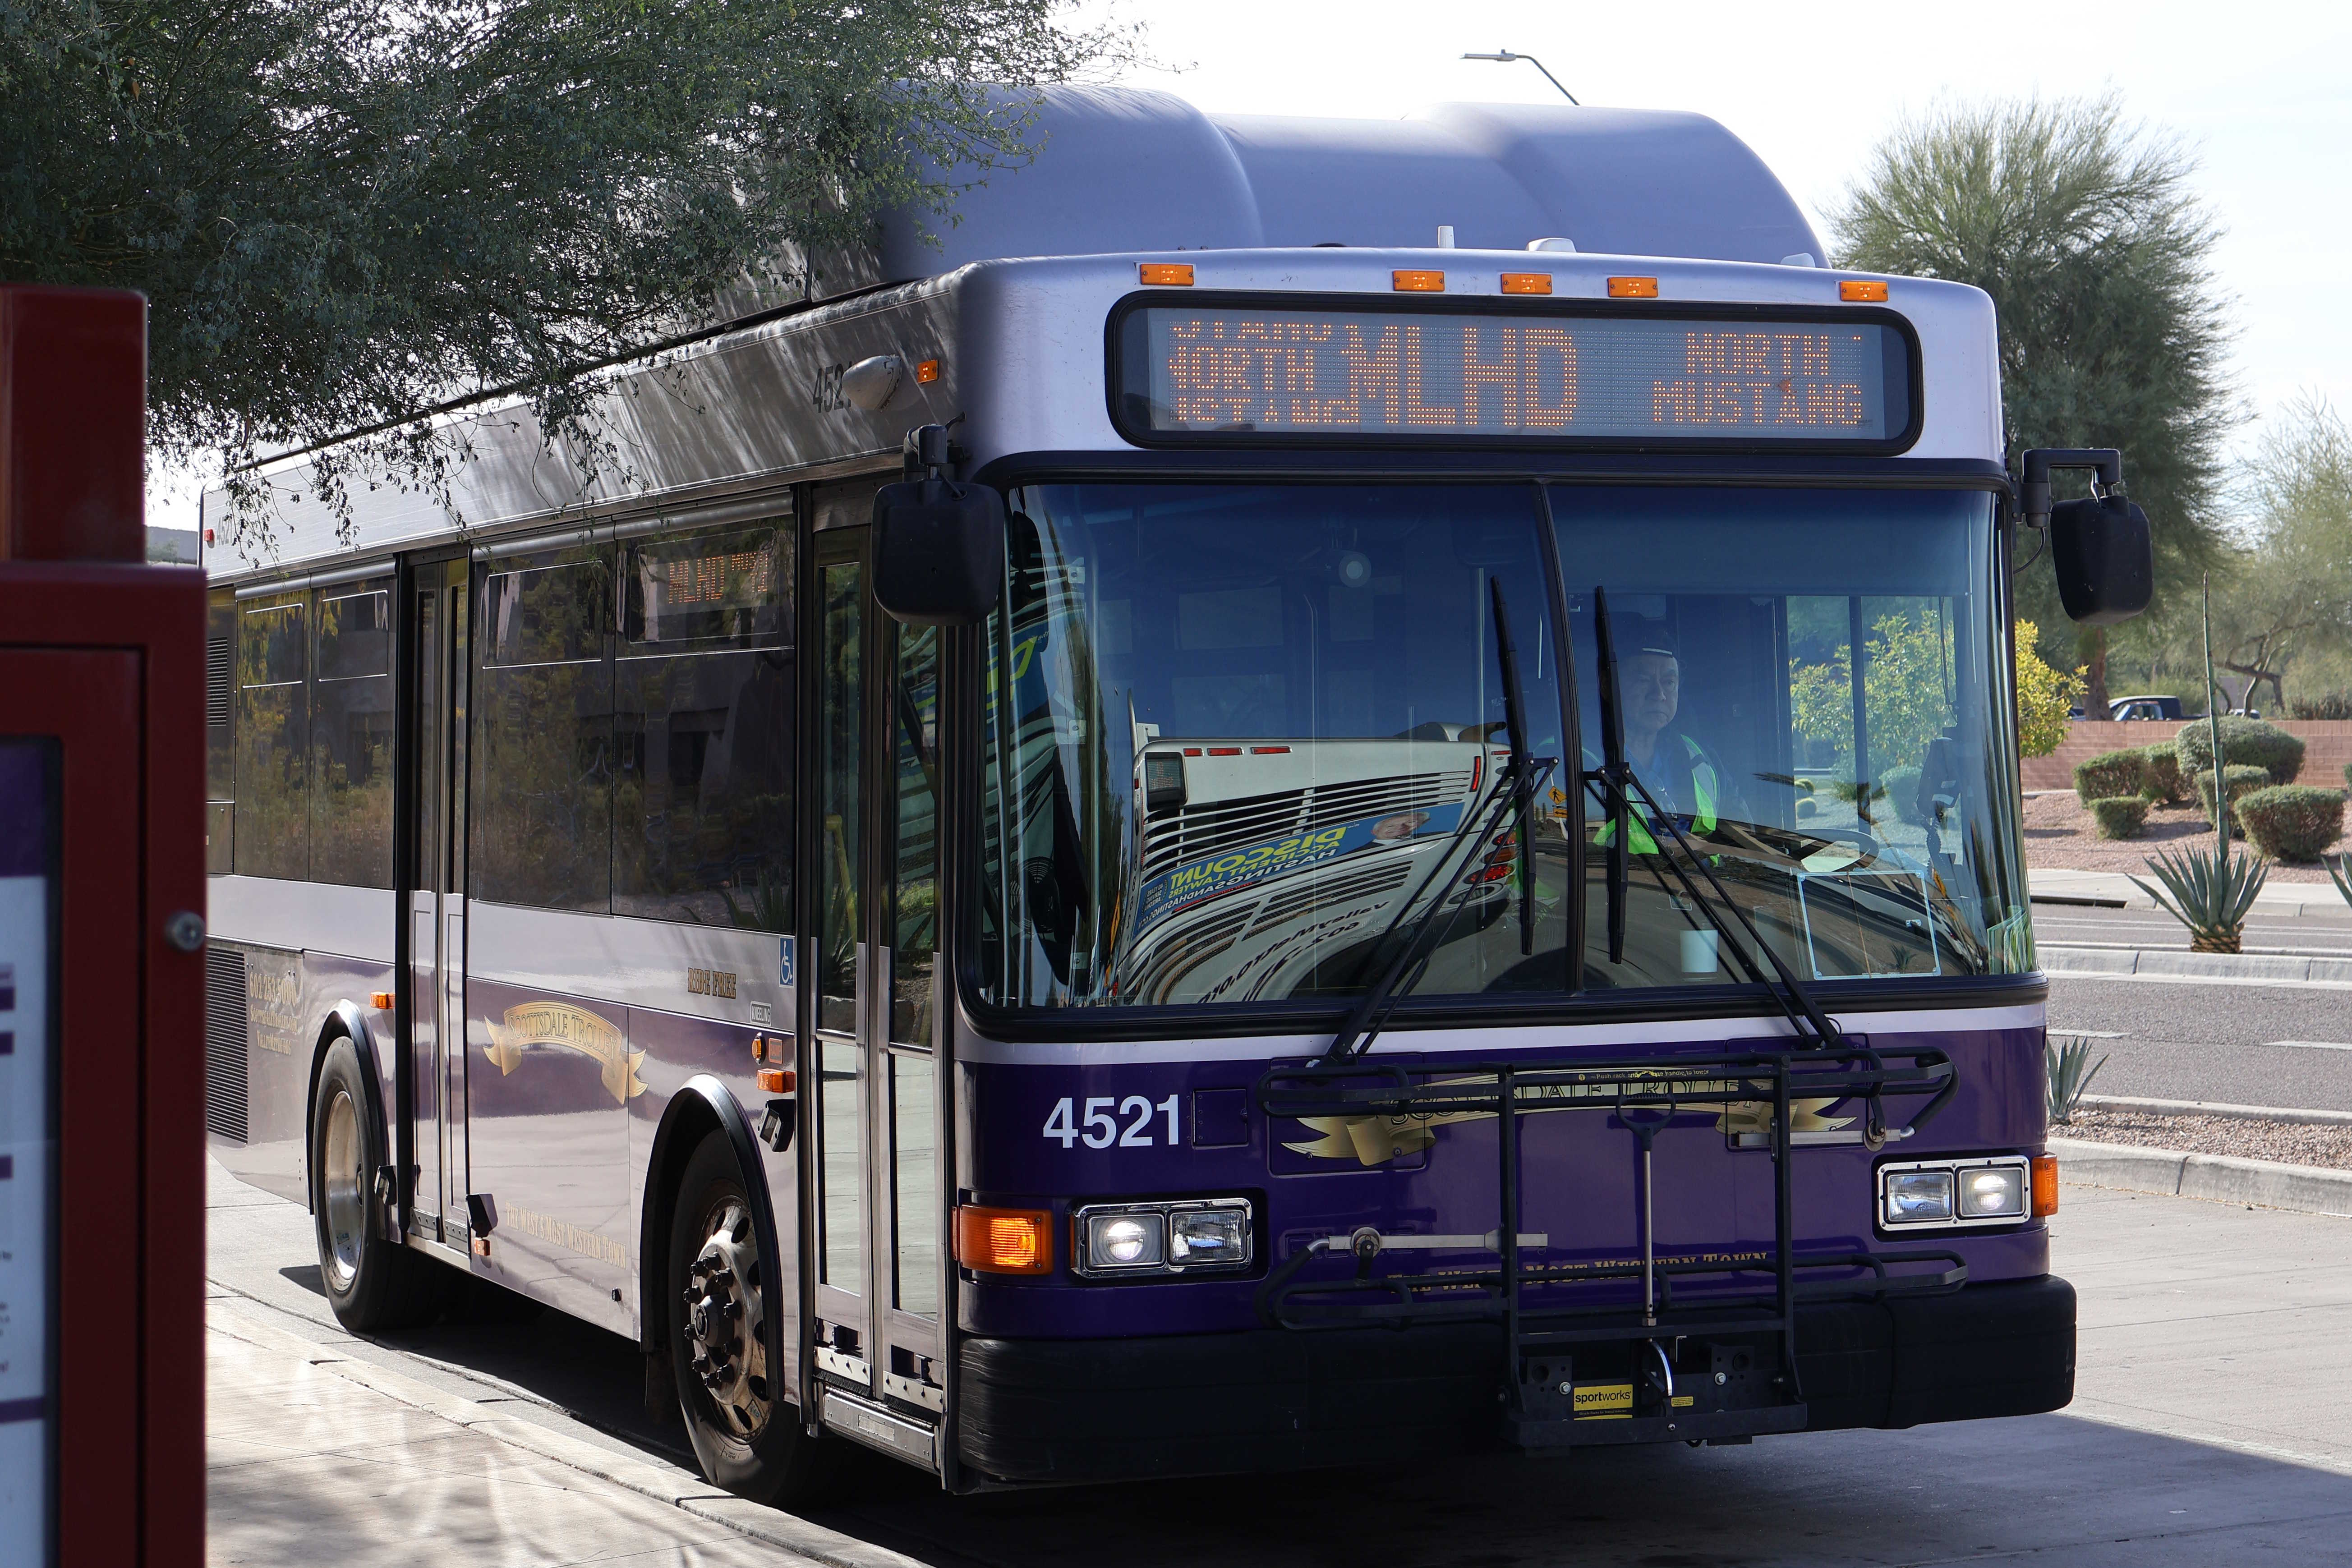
top-left (667, 1130), bottom-right (839, 1505)
top-left (309, 1038), bottom-right (448, 1330)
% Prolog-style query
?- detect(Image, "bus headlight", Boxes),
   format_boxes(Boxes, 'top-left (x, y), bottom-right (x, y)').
top-left (1879, 1157), bottom-right (2033, 1229)
top-left (1073, 1199), bottom-right (1253, 1278)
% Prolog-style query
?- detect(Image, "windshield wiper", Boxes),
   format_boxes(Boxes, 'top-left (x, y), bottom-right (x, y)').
top-left (1589, 587), bottom-right (1847, 1053)
top-left (1323, 580), bottom-right (1555, 1063)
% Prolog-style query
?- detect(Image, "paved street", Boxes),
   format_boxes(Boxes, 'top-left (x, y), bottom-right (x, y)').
top-left (210, 1158), bottom-right (2352, 1566)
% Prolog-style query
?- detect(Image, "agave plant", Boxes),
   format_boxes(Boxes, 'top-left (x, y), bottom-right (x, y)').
top-left (2331, 854), bottom-right (2352, 915)
top-left (2045, 1034), bottom-right (2110, 1127)
top-left (2129, 844), bottom-right (2269, 954)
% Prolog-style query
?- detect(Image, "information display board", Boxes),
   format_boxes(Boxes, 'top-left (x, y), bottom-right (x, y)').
top-left (1113, 299), bottom-right (1916, 451)
top-left (0, 740), bottom-right (55, 1562)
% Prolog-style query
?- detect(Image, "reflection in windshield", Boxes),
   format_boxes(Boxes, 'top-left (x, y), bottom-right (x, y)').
top-left (978, 484), bottom-right (1570, 1008)
top-left (1560, 486), bottom-right (2030, 988)
top-left (974, 483), bottom-right (2032, 1015)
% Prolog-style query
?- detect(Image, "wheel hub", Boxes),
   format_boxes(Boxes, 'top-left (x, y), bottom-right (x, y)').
top-left (681, 1199), bottom-right (768, 1440)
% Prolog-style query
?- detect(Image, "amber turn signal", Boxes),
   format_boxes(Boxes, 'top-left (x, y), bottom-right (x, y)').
top-left (1839, 279), bottom-right (1890, 302)
top-left (915, 357), bottom-right (942, 383)
top-left (1392, 269), bottom-right (1445, 292)
top-left (2031, 1154), bottom-right (2059, 1217)
top-left (1138, 262), bottom-right (1194, 286)
top-left (369, 991), bottom-right (394, 1010)
top-left (757, 1066), bottom-right (794, 1095)
top-left (1606, 276), bottom-right (1659, 298)
top-left (470, 1236), bottom-right (492, 1257)
top-left (1499, 273), bottom-right (1553, 295)
top-left (955, 1205), bottom-right (1054, 1274)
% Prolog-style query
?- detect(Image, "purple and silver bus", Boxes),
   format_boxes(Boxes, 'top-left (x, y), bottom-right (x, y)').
top-left (202, 87), bottom-right (2143, 1500)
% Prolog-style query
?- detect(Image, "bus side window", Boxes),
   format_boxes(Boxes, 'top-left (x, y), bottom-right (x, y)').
top-left (472, 547), bottom-right (616, 913)
top-left (234, 593), bottom-right (310, 880)
top-left (311, 583), bottom-right (396, 887)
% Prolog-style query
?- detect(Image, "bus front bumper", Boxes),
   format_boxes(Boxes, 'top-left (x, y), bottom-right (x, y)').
top-left (954, 1274), bottom-right (2075, 1484)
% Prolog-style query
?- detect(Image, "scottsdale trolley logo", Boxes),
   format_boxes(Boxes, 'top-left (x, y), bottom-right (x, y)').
top-left (483, 1001), bottom-right (648, 1104)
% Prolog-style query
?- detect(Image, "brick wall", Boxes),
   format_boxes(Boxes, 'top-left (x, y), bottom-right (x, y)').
top-left (2023, 719), bottom-right (2352, 792)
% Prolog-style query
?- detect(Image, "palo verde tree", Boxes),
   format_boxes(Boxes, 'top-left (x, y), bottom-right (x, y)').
top-left (2211, 396), bottom-right (2352, 710)
top-left (0, 0), bottom-right (1133, 544)
top-left (1828, 96), bottom-right (2234, 712)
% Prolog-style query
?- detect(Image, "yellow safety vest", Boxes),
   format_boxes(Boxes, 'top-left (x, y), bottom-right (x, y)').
top-left (1593, 735), bottom-right (1719, 854)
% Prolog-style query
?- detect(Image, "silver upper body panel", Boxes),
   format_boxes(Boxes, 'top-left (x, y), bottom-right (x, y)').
top-left (203, 89), bottom-right (2003, 583)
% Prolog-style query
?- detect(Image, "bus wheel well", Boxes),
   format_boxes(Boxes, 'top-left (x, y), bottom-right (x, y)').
top-left (301, 1002), bottom-right (386, 1219)
top-left (640, 1089), bottom-right (726, 1353)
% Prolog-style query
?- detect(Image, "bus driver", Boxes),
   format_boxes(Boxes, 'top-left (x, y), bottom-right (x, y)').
top-left (1598, 631), bottom-right (1744, 852)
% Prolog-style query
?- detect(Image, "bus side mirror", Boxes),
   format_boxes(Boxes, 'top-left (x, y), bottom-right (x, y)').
top-left (872, 427), bottom-right (1004, 626)
top-left (2020, 446), bottom-right (2153, 626)
top-left (2049, 494), bottom-right (2152, 625)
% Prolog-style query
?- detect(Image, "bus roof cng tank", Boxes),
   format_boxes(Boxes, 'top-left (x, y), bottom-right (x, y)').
top-left (862, 86), bottom-right (1825, 286)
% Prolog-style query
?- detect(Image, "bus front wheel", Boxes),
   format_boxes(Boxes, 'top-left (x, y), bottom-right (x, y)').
top-left (666, 1130), bottom-right (839, 1505)
top-left (309, 1038), bottom-right (447, 1330)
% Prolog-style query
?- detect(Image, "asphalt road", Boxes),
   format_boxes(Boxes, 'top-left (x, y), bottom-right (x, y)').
top-left (2033, 901), bottom-right (2352, 1111)
top-left (209, 1158), bottom-right (2352, 1566)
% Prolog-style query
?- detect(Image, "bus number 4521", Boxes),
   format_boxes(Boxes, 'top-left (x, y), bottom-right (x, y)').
top-left (1043, 1095), bottom-right (1180, 1149)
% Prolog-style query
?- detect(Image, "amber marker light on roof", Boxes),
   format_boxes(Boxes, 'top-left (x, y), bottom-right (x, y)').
top-left (2031, 1155), bottom-right (2060, 1217)
top-left (1392, 270), bottom-right (1446, 292)
top-left (1138, 262), bottom-right (1194, 286)
top-left (1840, 280), bottom-right (1890, 302)
top-left (956, 1205), bottom-right (1054, 1274)
top-left (915, 358), bottom-right (941, 384)
top-left (1499, 273), bottom-right (1553, 295)
top-left (1606, 276), bottom-right (1659, 298)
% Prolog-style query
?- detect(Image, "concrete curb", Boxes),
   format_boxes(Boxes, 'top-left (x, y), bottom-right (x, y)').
top-left (2041, 944), bottom-right (2352, 987)
top-left (2050, 1136), bottom-right (2352, 1218)
top-left (2076, 1094), bottom-right (2352, 1128)
top-left (208, 1296), bottom-right (925, 1568)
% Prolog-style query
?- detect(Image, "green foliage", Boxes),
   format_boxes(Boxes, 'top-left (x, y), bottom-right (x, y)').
top-left (2234, 786), bottom-right (2346, 864)
top-left (2331, 854), bottom-right (2352, 914)
top-left (1881, 764), bottom-right (1924, 825)
top-left (1790, 607), bottom-right (1956, 776)
top-left (2212, 399), bottom-right (2352, 708)
top-left (2013, 621), bottom-right (2081, 758)
top-left (2131, 844), bottom-right (2269, 954)
top-left (0, 0), bottom-right (1132, 539)
top-left (2046, 1034), bottom-right (2109, 1126)
top-left (2175, 715), bottom-right (2305, 785)
top-left (2074, 749), bottom-right (2146, 802)
top-left (2288, 693), bottom-right (2352, 720)
top-left (1829, 97), bottom-right (2229, 671)
top-left (2194, 764), bottom-right (2273, 828)
top-left (2089, 796), bottom-right (2148, 839)
top-left (2140, 742), bottom-right (2188, 804)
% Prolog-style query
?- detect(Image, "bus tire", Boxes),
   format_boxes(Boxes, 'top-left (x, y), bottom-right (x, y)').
top-left (667, 1130), bottom-right (839, 1505)
top-left (309, 1038), bottom-right (447, 1331)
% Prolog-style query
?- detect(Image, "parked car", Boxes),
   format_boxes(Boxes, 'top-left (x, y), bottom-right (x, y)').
top-left (2109, 694), bottom-right (2188, 721)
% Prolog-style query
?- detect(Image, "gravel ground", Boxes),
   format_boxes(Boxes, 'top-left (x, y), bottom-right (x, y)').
top-left (2023, 790), bottom-right (2348, 882)
top-left (2055, 1107), bottom-right (2352, 1170)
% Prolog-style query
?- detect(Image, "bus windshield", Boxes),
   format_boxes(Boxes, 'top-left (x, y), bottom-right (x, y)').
top-left (976, 482), bottom-right (2030, 1013)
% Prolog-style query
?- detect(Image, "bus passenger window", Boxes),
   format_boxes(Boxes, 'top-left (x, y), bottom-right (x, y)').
top-left (234, 594), bottom-right (310, 881)
top-left (472, 548), bottom-right (615, 914)
top-left (612, 524), bottom-right (794, 928)
top-left (311, 584), bottom-right (395, 887)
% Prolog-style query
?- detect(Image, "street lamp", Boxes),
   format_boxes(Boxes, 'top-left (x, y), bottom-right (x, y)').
top-left (1461, 50), bottom-right (1579, 106)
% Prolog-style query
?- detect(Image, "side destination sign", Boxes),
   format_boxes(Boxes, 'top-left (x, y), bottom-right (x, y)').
top-left (1114, 300), bottom-right (1914, 449)
top-left (1133, 801), bottom-right (1465, 935)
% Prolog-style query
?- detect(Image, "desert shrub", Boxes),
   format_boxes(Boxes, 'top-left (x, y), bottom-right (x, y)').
top-left (2176, 716), bottom-right (2306, 786)
top-left (2345, 761), bottom-right (2352, 794)
top-left (1882, 764), bottom-right (1924, 824)
top-left (2074, 749), bottom-right (2146, 802)
top-left (2287, 693), bottom-right (2352, 721)
top-left (2236, 786), bottom-right (2347, 862)
top-left (2195, 764), bottom-right (2274, 827)
top-left (2089, 796), bottom-right (2149, 839)
top-left (2140, 743), bottom-right (2187, 805)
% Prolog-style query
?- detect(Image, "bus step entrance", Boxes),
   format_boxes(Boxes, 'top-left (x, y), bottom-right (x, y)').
top-left (1254, 1046), bottom-right (1967, 1451)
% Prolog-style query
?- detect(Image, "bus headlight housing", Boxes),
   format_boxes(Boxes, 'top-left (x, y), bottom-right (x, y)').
top-left (1073, 1199), bottom-right (1253, 1278)
top-left (1879, 1157), bottom-right (2033, 1229)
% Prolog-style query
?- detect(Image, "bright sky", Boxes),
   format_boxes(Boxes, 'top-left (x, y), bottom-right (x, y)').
top-left (152, 0), bottom-right (2349, 534)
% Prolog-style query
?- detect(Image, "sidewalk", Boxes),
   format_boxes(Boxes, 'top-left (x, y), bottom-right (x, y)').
top-left (205, 1288), bottom-right (916, 1568)
top-left (2030, 866), bottom-right (2347, 915)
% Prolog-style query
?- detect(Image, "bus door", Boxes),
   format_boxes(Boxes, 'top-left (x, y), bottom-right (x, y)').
top-left (401, 556), bottom-right (471, 1243)
top-left (809, 494), bottom-right (947, 1429)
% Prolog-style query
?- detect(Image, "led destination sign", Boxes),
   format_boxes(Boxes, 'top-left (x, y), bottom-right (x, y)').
top-left (1116, 303), bottom-right (1913, 447)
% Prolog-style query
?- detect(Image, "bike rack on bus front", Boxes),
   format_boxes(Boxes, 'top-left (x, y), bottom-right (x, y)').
top-left (1253, 1046), bottom-right (1963, 1449)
